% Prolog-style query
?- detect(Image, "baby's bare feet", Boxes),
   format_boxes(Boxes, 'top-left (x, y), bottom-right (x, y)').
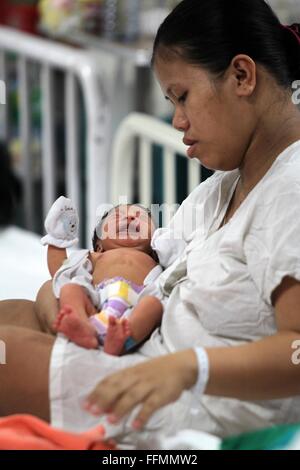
top-left (104, 317), bottom-right (131, 356)
top-left (54, 305), bottom-right (99, 349)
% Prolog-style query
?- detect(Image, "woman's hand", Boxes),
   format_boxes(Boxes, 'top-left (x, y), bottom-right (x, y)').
top-left (84, 349), bottom-right (198, 429)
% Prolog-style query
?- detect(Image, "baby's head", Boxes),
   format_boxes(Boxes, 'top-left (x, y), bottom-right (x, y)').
top-left (92, 204), bottom-right (156, 255)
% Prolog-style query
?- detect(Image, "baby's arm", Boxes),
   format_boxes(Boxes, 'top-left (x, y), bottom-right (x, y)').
top-left (128, 295), bottom-right (163, 344)
top-left (47, 245), bottom-right (67, 278)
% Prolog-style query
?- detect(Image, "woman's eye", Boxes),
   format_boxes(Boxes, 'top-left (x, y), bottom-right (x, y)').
top-left (178, 92), bottom-right (188, 103)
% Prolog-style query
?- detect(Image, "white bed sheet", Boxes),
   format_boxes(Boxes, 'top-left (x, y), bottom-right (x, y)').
top-left (0, 226), bottom-right (49, 301)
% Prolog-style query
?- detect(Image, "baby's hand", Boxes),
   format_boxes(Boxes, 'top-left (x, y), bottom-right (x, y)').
top-left (41, 196), bottom-right (79, 248)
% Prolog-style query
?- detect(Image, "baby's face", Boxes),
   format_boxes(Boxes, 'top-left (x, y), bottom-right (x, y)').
top-left (97, 205), bottom-right (155, 252)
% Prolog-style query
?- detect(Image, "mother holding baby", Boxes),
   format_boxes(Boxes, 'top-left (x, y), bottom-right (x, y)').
top-left (1, 0), bottom-right (300, 445)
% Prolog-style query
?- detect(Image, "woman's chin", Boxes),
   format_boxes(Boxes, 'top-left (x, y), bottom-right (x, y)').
top-left (196, 153), bottom-right (239, 172)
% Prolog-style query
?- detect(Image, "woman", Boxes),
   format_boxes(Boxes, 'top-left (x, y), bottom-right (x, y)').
top-left (1, 0), bottom-right (300, 444)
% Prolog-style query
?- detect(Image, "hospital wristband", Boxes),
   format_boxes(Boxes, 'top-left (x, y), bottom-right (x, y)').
top-left (192, 347), bottom-right (210, 396)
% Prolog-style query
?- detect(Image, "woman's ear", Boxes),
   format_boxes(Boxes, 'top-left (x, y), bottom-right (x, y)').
top-left (230, 54), bottom-right (257, 97)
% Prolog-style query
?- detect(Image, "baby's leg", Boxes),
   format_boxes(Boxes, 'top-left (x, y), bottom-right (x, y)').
top-left (127, 296), bottom-right (163, 341)
top-left (54, 284), bottom-right (99, 349)
top-left (103, 296), bottom-right (163, 356)
top-left (103, 317), bottom-right (131, 356)
top-left (59, 283), bottom-right (96, 319)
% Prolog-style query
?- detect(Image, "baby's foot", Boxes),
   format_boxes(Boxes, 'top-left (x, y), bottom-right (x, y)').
top-left (104, 317), bottom-right (131, 356)
top-left (54, 305), bottom-right (99, 349)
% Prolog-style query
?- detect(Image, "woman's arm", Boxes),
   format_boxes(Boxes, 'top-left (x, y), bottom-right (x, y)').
top-left (84, 277), bottom-right (300, 429)
top-left (204, 277), bottom-right (300, 400)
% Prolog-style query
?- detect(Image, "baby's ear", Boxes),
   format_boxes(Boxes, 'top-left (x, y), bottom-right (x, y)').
top-left (96, 243), bottom-right (104, 253)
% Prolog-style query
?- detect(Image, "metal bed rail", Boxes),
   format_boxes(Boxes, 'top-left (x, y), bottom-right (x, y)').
top-left (0, 26), bottom-right (114, 244)
top-left (111, 112), bottom-right (203, 225)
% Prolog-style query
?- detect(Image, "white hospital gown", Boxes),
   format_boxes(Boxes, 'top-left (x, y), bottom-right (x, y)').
top-left (50, 139), bottom-right (300, 445)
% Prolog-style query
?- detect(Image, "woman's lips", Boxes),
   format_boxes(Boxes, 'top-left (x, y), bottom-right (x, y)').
top-left (187, 142), bottom-right (198, 158)
top-left (183, 138), bottom-right (198, 158)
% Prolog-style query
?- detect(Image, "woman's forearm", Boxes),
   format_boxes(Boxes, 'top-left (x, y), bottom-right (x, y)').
top-left (86, 331), bottom-right (300, 428)
top-left (201, 331), bottom-right (300, 400)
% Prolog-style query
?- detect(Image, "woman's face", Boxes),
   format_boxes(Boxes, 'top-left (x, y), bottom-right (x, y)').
top-left (154, 56), bottom-right (256, 171)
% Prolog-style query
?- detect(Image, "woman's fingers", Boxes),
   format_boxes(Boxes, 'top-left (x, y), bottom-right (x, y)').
top-left (131, 392), bottom-right (166, 429)
top-left (84, 351), bottom-right (197, 428)
top-left (87, 380), bottom-right (167, 429)
top-left (84, 367), bottom-right (140, 414)
top-left (106, 383), bottom-right (155, 424)
top-left (119, 383), bottom-right (182, 429)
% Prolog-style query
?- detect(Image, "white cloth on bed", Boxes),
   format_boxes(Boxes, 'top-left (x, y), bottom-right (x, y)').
top-left (50, 140), bottom-right (300, 445)
top-left (0, 226), bottom-right (49, 300)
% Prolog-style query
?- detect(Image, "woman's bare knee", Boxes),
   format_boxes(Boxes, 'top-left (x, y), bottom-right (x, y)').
top-left (0, 326), bottom-right (54, 420)
top-left (0, 299), bottom-right (41, 331)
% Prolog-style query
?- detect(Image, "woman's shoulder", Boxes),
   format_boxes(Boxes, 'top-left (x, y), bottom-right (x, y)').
top-left (271, 140), bottom-right (300, 178)
top-left (247, 144), bottom-right (300, 228)
top-left (258, 143), bottom-right (300, 201)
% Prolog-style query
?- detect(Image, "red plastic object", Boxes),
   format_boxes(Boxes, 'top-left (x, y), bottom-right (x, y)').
top-left (0, 1), bottom-right (39, 35)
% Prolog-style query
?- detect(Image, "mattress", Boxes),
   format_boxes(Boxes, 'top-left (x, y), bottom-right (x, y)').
top-left (0, 226), bottom-right (49, 301)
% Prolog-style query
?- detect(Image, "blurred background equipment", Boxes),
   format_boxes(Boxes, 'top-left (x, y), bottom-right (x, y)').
top-left (0, 25), bottom-right (111, 246)
top-left (0, 1), bottom-right (39, 34)
top-left (37, 0), bottom-right (179, 40)
top-left (0, 140), bottom-right (49, 300)
top-left (0, 1), bottom-right (298, 44)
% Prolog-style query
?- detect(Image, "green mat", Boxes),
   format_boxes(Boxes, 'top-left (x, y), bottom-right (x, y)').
top-left (221, 423), bottom-right (300, 450)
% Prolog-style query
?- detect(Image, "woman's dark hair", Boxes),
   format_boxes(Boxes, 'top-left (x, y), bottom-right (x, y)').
top-left (0, 142), bottom-right (21, 227)
top-left (152, 0), bottom-right (300, 89)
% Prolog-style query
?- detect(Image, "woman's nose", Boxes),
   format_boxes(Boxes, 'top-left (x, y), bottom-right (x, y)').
top-left (172, 108), bottom-right (189, 132)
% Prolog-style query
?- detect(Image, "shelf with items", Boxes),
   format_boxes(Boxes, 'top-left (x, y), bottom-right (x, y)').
top-left (0, 0), bottom-right (39, 34)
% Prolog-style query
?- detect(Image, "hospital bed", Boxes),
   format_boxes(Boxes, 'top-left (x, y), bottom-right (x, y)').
top-left (110, 112), bottom-right (203, 226)
top-left (0, 25), bottom-right (113, 245)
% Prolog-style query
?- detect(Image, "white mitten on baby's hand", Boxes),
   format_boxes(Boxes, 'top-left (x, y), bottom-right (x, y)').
top-left (41, 196), bottom-right (79, 248)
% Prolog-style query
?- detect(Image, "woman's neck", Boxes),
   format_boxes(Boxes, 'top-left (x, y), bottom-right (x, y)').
top-left (239, 100), bottom-right (300, 194)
